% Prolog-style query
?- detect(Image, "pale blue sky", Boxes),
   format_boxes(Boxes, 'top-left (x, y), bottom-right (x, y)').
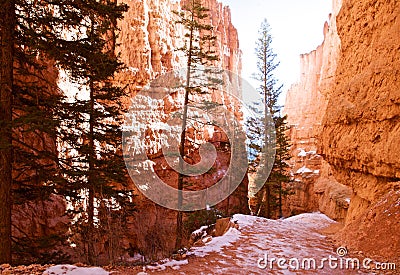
top-left (219, 0), bottom-right (332, 101)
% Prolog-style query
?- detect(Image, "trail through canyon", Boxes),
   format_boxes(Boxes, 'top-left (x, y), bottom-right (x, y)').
top-left (110, 213), bottom-right (369, 274)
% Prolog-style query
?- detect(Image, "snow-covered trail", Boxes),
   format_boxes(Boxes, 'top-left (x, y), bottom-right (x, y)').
top-left (126, 213), bottom-right (364, 274)
top-left (42, 213), bottom-right (367, 275)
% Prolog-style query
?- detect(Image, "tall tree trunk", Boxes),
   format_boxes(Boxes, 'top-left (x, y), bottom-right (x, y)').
top-left (175, 8), bottom-right (194, 250)
top-left (87, 81), bottom-right (96, 265)
top-left (263, 54), bottom-right (271, 220)
top-left (278, 155), bottom-right (283, 218)
top-left (0, 0), bottom-right (15, 264)
top-left (265, 184), bottom-right (271, 218)
top-left (278, 182), bottom-right (282, 218)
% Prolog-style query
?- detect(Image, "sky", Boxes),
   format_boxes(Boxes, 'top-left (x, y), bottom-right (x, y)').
top-left (218, 0), bottom-right (332, 102)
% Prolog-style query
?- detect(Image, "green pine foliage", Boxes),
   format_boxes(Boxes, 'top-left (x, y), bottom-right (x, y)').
top-left (173, 0), bottom-right (223, 250)
top-left (0, 0), bottom-right (131, 265)
top-left (53, 6), bottom-right (134, 266)
top-left (184, 207), bottom-right (225, 238)
top-left (246, 19), bottom-right (292, 219)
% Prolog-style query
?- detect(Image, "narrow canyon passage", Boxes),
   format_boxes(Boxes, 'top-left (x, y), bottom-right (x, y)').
top-left (112, 214), bottom-right (365, 274)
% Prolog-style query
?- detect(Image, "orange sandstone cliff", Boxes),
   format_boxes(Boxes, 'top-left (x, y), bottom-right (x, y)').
top-left (114, 0), bottom-right (246, 261)
top-left (284, 0), bottom-right (351, 221)
top-left (285, 0), bottom-right (400, 264)
top-left (320, 0), bottom-right (400, 263)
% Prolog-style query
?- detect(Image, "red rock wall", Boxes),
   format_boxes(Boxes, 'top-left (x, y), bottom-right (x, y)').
top-left (283, 0), bottom-right (351, 221)
top-left (320, 0), bottom-right (400, 263)
top-left (285, 0), bottom-right (400, 263)
top-left (116, 0), bottom-right (241, 94)
top-left (115, 0), bottom-right (246, 261)
top-left (11, 57), bottom-right (69, 264)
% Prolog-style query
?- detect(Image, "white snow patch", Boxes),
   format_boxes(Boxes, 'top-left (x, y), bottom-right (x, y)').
top-left (190, 227), bottom-right (241, 257)
top-left (345, 198), bottom-right (351, 204)
top-left (231, 213), bottom-right (259, 226)
top-left (159, 212), bottom-right (338, 272)
top-left (146, 259), bottom-right (189, 271)
top-left (43, 265), bottom-right (109, 275)
top-left (192, 225), bottom-right (209, 238)
top-left (123, 252), bottom-right (145, 263)
top-left (296, 166), bottom-right (313, 174)
top-left (314, 170), bottom-right (320, 174)
top-left (284, 212), bottom-right (335, 229)
top-left (298, 149), bottom-right (317, 157)
top-left (298, 149), bottom-right (307, 157)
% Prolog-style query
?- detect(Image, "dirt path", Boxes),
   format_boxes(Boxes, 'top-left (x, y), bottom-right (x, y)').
top-left (111, 213), bottom-right (369, 275)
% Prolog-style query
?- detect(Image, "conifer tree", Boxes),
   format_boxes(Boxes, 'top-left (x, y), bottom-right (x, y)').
top-left (246, 19), bottom-right (291, 219)
top-left (173, 0), bottom-right (219, 250)
top-left (0, 0), bottom-right (128, 264)
top-left (55, 7), bottom-right (135, 266)
top-left (0, 1), bottom-right (15, 264)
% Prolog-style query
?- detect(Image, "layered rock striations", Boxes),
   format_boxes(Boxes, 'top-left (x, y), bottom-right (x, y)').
top-left (283, 0), bottom-right (351, 221)
top-left (115, 0), bottom-right (246, 261)
top-left (116, 0), bottom-right (241, 93)
top-left (320, 0), bottom-right (400, 262)
top-left (285, 0), bottom-right (400, 263)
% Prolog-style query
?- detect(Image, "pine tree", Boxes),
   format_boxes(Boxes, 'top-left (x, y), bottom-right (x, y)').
top-left (0, 0), bottom-right (128, 264)
top-left (173, 0), bottom-right (220, 250)
top-left (0, 1), bottom-right (15, 264)
top-left (246, 19), bottom-right (291, 219)
top-left (271, 116), bottom-right (291, 218)
top-left (55, 7), bottom-right (134, 265)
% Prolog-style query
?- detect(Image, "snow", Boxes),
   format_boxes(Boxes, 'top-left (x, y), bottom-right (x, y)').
top-left (43, 265), bottom-right (109, 275)
top-left (179, 212), bottom-right (338, 273)
top-left (232, 213), bottom-right (260, 226)
top-left (296, 166), bottom-right (313, 174)
top-left (146, 259), bottom-right (189, 271)
top-left (192, 225), bottom-right (209, 237)
top-left (298, 149), bottom-right (317, 157)
top-left (189, 213), bottom-right (336, 259)
top-left (283, 212), bottom-right (335, 228)
top-left (108, 212), bottom-right (340, 273)
top-left (313, 170), bottom-right (320, 174)
top-left (190, 227), bottom-right (242, 257)
top-left (298, 149), bottom-right (307, 157)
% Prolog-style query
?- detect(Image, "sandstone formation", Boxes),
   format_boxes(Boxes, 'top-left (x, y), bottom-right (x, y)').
top-left (283, 0), bottom-right (351, 221)
top-left (285, 0), bottom-right (400, 264)
top-left (11, 57), bottom-right (70, 264)
top-left (12, 195), bottom-right (69, 264)
top-left (320, 0), bottom-right (400, 263)
top-left (116, 0), bottom-right (241, 93)
top-left (115, 0), bottom-right (247, 261)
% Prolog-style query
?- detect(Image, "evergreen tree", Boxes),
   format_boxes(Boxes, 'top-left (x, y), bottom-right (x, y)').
top-left (270, 116), bottom-right (291, 218)
top-left (55, 8), bottom-right (135, 266)
top-left (173, 0), bottom-right (220, 250)
top-left (0, 0), bottom-right (129, 264)
top-left (246, 19), bottom-right (291, 219)
top-left (0, 1), bottom-right (15, 264)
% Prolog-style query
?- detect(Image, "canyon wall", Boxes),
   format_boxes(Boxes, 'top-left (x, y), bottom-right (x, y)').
top-left (283, 0), bottom-right (351, 221)
top-left (285, 0), bottom-right (400, 263)
top-left (115, 0), bottom-right (247, 261)
top-left (320, 0), bottom-right (400, 263)
top-left (11, 58), bottom-right (69, 264)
